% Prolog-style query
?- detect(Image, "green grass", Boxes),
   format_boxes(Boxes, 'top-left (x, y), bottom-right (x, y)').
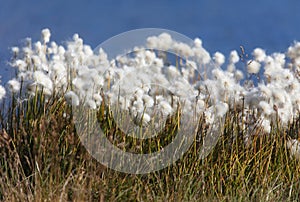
top-left (0, 90), bottom-right (300, 201)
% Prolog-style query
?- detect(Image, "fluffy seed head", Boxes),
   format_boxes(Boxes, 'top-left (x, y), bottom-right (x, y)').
top-left (41, 28), bottom-right (51, 44)
top-left (213, 52), bottom-right (225, 66)
top-left (252, 48), bottom-right (266, 62)
top-left (247, 60), bottom-right (261, 74)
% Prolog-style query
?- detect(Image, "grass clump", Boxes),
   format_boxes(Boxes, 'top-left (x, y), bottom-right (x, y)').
top-left (0, 91), bottom-right (299, 201)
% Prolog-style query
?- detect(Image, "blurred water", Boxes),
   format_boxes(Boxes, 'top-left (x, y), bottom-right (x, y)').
top-left (0, 0), bottom-right (300, 83)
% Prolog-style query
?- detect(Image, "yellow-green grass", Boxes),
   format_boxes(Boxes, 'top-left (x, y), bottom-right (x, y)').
top-left (0, 90), bottom-right (299, 201)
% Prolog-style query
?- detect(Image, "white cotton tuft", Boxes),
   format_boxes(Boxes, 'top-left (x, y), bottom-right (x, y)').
top-left (204, 108), bottom-right (215, 125)
top-left (261, 118), bottom-right (271, 133)
top-left (35, 41), bottom-right (43, 53)
top-left (11, 47), bottom-right (19, 55)
top-left (83, 45), bottom-right (93, 56)
top-left (247, 60), bottom-right (261, 74)
top-left (41, 28), bottom-right (51, 44)
top-left (194, 38), bottom-right (203, 48)
top-left (7, 79), bottom-right (21, 93)
top-left (13, 60), bottom-right (27, 71)
top-left (193, 47), bottom-right (211, 64)
top-left (142, 94), bottom-right (154, 108)
top-left (141, 113), bottom-right (151, 125)
top-left (287, 139), bottom-right (300, 161)
top-left (158, 100), bottom-right (173, 117)
top-left (50, 41), bottom-right (58, 54)
top-left (287, 42), bottom-right (300, 65)
top-left (93, 94), bottom-right (103, 106)
top-left (259, 101), bottom-right (273, 116)
top-left (86, 100), bottom-right (97, 109)
top-left (146, 33), bottom-right (173, 51)
top-left (144, 50), bottom-right (156, 64)
top-left (215, 102), bottom-right (228, 117)
top-left (0, 85), bottom-right (6, 100)
top-left (229, 50), bottom-right (239, 64)
top-left (259, 84), bottom-right (272, 98)
top-left (166, 65), bottom-right (180, 79)
top-left (158, 33), bottom-right (173, 50)
top-left (213, 52), bottom-right (225, 66)
top-left (146, 36), bottom-right (158, 49)
top-left (234, 70), bottom-right (244, 81)
top-left (173, 42), bottom-right (194, 58)
top-left (33, 71), bottom-right (53, 91)
top-left (227, 64), bottom-right (236, 73)
top-left (252, 48), bottom-right (266, 62)
top-left (273, 53), bottom-right (286, 66)
top-left (153, 58), bottom-right (164, 69)
top-left (272, 90), bottom-right (285, 103)
top-left (132, 99), bottom-right (144, 113)
top-left (64, 91), bottom-right (79, 106)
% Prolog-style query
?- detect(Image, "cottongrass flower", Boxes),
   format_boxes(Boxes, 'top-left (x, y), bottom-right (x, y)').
top-left (194, 38), bottom-right (202, 48)
top-left (227, 50), bottom-right (240, 72)
top-left (0, 85), bottom-right (6, 100)
top-left (165, 65), bottom-right (180, 79)
top-left (204, 107), bottom-right (215, 125)
top-left (132, 98), bottom-right (144, 114)
top-left (12, 59), bottom-right (27, 71)
top-left (272, 88), bottom-right (286, 104)
top-left (193, 42), bottom-right (211, 65)
top-left (287, 42), bottom-right (300, 66)
top-left (259, 101), bottom-right (273, 116)
top-left (11, 46), bottom-right (19, 58)
top-left (33, 71), bottom-right (53, 94)
top-left (247, 60), bottom-right (261, 74)
top-left (49, 41), bottom-right (58, 54)
top-left (86, 100), bottom-right (97, 109)
top-left (41, 28), bottom-right (51, 44)
top-left (287, 138), bottom-right (300, 161)
top-left (140, 113), bottom-right (151, 126)
top-left (234, 70), bottom-right (244, 81)
top-left (173, 42), bottom-right (194, 58)
top-left (213, 52), bottom-right (225, 66)
top-left (147, 32), bottom-right (173, 51)
top-left (7, 79), bottom-right (21, 93)
top-left (252, 48), bottom-right (266, 62)
top-left (158, 100), bottom-right (173, 117)
top-left (142, 94), bottom-right (154, 108)
top-left (258, 84), bottom-right (272, 98)
top-left (272, 53), bottom-right (286, 67)
top-left (215, 102), bottom-right (228, 117)
top-left (93, 94), bottom-right (103, 106)
top-left (64, 91), bottom-right (80, 106)
top-left (260, 118), bottom-right (271, 133)
top-left (229, 50), bottom-right (240, 64)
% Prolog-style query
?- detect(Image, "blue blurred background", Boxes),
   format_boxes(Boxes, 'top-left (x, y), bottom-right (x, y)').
top-left (0, 0), bottom-right (300, 83)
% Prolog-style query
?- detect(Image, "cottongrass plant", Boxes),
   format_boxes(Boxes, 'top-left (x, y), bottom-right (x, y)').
top-left (0, 29), bottom-right (299, 201)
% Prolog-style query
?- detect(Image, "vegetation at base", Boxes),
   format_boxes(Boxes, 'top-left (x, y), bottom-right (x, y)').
top-left (0, 91), bottom-right (299, 201)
